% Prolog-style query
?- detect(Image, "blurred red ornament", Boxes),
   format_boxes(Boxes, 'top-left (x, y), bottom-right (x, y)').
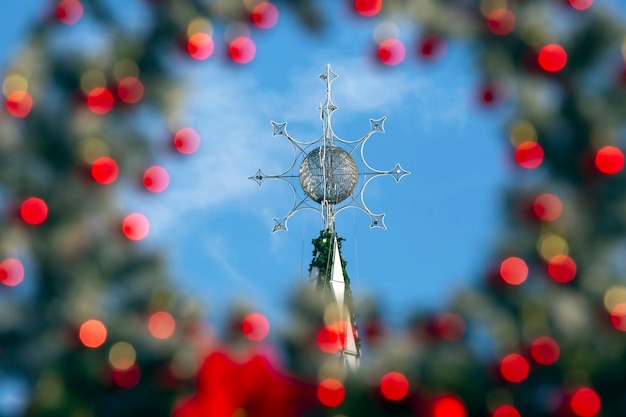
top-left (419, 35), bottom-right (446, 60)
top-left (487, 8), bottom-right (515, 36)
top-left (378, 39), bottom-right (406, 66)
top-left (570, 388), bottom-right (600, 417)
top-left (122, 213), bottom-right (150, 241)
top-left (187, 33), bottom-right (214, 60)
top-left (0, 258), bottom-right (24, 287)
top-left (5, 90), bottom-right (33, 118)
top-left (117, 76), bottom-right (144, 104)
top-left (530, 336), bottom-right (560, 365)
top-left (380, 371), bottom-right (409, 401)
top-left (79, 319), bottom-right (107, 348)
top-left (533, 193), bottom-right (562, 221)
top-left (500, 354), bottom-right (529, 383)
top-left (354, 0), bottom-right (382, 17)
top-left (435, 313), bottom-right (465, 341)
top-left (547, 255), bottom-right (576, 283)
top-left (148, 311), bottom-right (176, 339)
top-left (251, 2), bottom-right (279, 29)
top-left (57, 0), bottom-right (83, 25)
top-left (538, 44), bottom-right (567, 72)
top-left (433, 395), bottom-right (466, 417)
top-left (242, 313), bottom-right (270, 341)
top-left (515, 141), bottom-right (544, 169)
top-left (229, 36), bottom-right (256, 64)
top-left (174, 128), bottom-right (201, 154)
top-left (568, 0), bottom-right (593, 11)
top-left (594, 146), bottom-right (624, 174)
top-left (21, 197), bottom-right (48, 225)
top-left (493, 405), bottom-right (520, 417)
top-left (500, 257), bottom-right (528, 285)
top-left (143, 165), bottom-right (169, 192)
top-left (609, 303), bottom-right (626, 331)
top-left (87, 87), bottom-right (114, 114)
top-left (318, 378), bottom-right (345, 407)
top-left (317, 321), bottom-right (346, 354)
top-left (174, 350), bottom-right (314, 417)
top-left (91, 157), bottom-right (119, 185)
top-left (112, 364), bottom-right (141, 388)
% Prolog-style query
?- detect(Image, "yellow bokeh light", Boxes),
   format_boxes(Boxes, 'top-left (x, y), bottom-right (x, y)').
top-left (318, 359), bottom-right (346, 382)
top-left (323, 303), bottom-right (346, 325)
top-left (373, 21), bottom-right (400, 45)
top-left (480, 0), bottom-right (508, 17)
top-left (170, 349), bottom-right (198, 380)
top-left (509, 120), bottom-right (537, 146)
top-left (537, 234), bottom-right (569, 261)
top-left (80, 70), bottom-right (106, 95)
top-left (604, 285), bottom-right (626, 312)
top-left (78, 137), bottom-right (109, 164)
top-left (113, 59), bottom-right (140, 82)
top-left (187, 17), bottom-right (214, 38)
top-left (109, 341), bottom-right (136, 371)
top-left (2, 74), bottom-right (28, 98)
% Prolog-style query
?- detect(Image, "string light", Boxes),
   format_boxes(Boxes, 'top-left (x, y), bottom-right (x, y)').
top-left (433, 396), bottom-right (466, 417)
top-left (187, 33), bottom-right (214, 60)
top-left (5, 90), bottom-right (32, 118)
top-left (499, 354), bottom-right (529, 383)
top-left (318, 378), bottom-right (345, 407)
top-left (0, 258), bottom-right (24, 286)
top-left (229, 37), bottom-right (256, 64)
top-left (57, 0), bottom-right (83, 25)
top-left (570, 388), bottom-right (600, 417)
top-left (538, 44), bottom-right (567, 72)
top-left (515, 141), bottom-right (544, 169)
top-left (499, 257), bottom-right (528, 285)
top-left (79, 319), bottom-right (107, 348)
top-left (533, 193), bottom-right (562, 221)
top-left (21, 197), bottom-right (48, 225)
top-left (493, 405), bottom-right (520, 417)
top-left (547, 255), bottom-right (576, 283)
top-left (487, 8), bottom-right (515, 36)
top-left (122, 213), bottom-right (150, 241)
top-left (378, 39), bottom-right (406, 66)
top-left (148, 311), bottom-right (176, 339)
top-left (117, 77), bottom-right (144, 104)
top-left (251, 2), bottom-right (279, 29)
top-left (174, 128), bottom-right (201, 154)
top-left (91, 157), bottom-right (119, 185)
top-left (380, 371), bottom-right (409, 401)
top-left (242, 313), bottom-right (270, 341)
top-left (568, 0), bottom-right (593, 11)
top-left (530, 336), bottom-right (559, 365)
top-left (87, 87), bottom-right (114, 114)
top-left (595, 146), bottom-right (624, 174)
top-left (143, 166), bottom-right (169, 193)
top-left (354, 0), bottom-right (383, 17)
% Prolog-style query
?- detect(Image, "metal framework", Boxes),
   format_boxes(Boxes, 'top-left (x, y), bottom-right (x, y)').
top-left (249, 64), bottom-right (409, 233)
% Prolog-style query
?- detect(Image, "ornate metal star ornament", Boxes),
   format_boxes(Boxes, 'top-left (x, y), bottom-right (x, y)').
top-left (249, 64), bottom-right (410, 233)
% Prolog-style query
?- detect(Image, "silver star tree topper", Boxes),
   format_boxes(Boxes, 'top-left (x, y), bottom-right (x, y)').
top-left (249, 65), bottom-right (409, 233)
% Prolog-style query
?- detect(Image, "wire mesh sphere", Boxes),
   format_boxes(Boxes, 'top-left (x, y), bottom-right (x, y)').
top-left (299, 145), bottom-right (358, 204)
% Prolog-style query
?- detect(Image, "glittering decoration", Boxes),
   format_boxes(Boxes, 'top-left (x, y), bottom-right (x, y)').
top-left (250, 65), bottom-right (409, 232)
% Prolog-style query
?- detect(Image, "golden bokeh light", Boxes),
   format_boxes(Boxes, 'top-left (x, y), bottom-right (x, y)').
top-left (323, 303), bottom-right (348, 325)
top-left (109, 341), bottom-right (136, 371)
top-left (80, 70), bottom-right (106, 95)
top-left (480, 0), bottom-right (507, 16)
top-left (537, 234), bottom-right (568, 261)
top-left (604, 285), bottom-right (626, 313)
top-left (78, 137), bottom-right (110, 164)
top-left (187, 17), bottom-right (214, 38)
top-left (509, 120), bottom-right (537, 146)
top-left (113, 59), bottom-right (140, 82)
top-left (2, 74), bottom-right (28, 98)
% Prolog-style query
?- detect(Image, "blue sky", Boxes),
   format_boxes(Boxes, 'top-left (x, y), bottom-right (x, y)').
top-left (0, 1), bottom-right (514, 329)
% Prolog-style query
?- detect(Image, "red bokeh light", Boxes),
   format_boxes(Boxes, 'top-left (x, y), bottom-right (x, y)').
top-left (354, 0), bottom-right (382, 17)
top-left (530, 336), bottom-right (560, 365)
top-left (251, 2), bottom-right (279, 29)
top-left (0, 259), bottom-right (25, 287)
top-left (609, 303), bottom-right (626, 331)
top-left (6, 90), bottom-right (33, 118)
top-left (479, 82), bottom-right (502, 105)
top-left (493, 405), bottom-right (520, 417)
top-left (242, 313), bottom-right (270, 341)
top-left (419, 34), bottom-right (446, 60)
top-left (570, 388), bottom-right (601, 417)
top-left (57, 0), bottom-right (83, 25)
top-left (500, 354), bottom-right (529, 383)
top-left (87, 87), bottom-right (114, 114)
top-left (378, 39), bottom-right (406, 66)
top-left (433, 396), bottom-right (466, 417)
top-left (533, 193), bottom-right (562, 221)
top-left (112, 364), bottom-right (141, 389)
top-left (122, 213), bottom-right (150, 241)
top-left (187, 33), bottom-right (214, 60)
top-left (91, 157), bottom-right (119, 185)
top-left (317, 378), bottom-right (345, 407)
top-left (595, 146), bottom-right (624, 174)
top-left (117, 77), bottom-right (144, 104)
top-left (435, 313), bottom-right (465, 341)
top-left (229, 36), bottom-right (256, 64)
top-left (21, 197), bottom-right (48, 225)
top-left (380, 371), bottom-right (409, 401)
top-left (547, 255), bottom-right (576, 283)
top-left (143, 166), bottom-right (169, 193)
top-left (487, 8), bottom-right (516, 36)
top-left (499, 257), bottom-right (528, 285)
top-left (317, 321), bottom-right (347, 354)
top-left (79, 319), bottom-right (107, 348)
top-left (538, 44), bottom-right (567, 72)
top-left (515, 141), bottom-right (544, 169)
top-left (174, 128), bottom-right (201, 154)
top-left (148, 311), bottom-right (176, 339)
top-left (568, 0), bottom-right (593, 11)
